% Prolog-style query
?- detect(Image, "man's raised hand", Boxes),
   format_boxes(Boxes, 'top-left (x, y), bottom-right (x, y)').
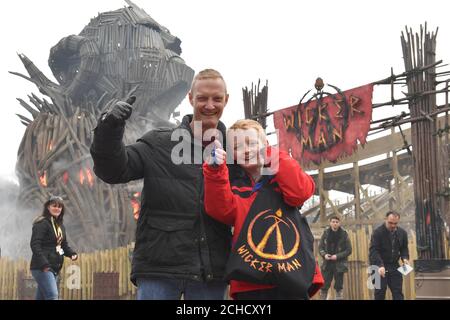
top-left (102, 96), bottom-right (136, 126)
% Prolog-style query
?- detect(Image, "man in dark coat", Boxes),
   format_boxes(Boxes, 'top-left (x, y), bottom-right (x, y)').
top-left (369, 211), bottom-right (409, 300)
top-left (90, 69), bottom-right (232, 300)
top-left (318, 215), bottom-right (352, 300)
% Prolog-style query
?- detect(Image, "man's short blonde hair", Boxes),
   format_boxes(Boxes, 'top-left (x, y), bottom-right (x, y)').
top-left (190, 68), bottom-right (227, 93)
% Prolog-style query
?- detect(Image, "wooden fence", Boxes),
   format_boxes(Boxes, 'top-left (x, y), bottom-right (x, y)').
top-left (313, 225), bottom-right (419, 300)
top-left (1, 231), bottom-right (448, 300)
top-left (0, 243), bottom-right (136, 300)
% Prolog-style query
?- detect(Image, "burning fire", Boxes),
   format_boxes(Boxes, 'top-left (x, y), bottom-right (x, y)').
top-left (131, 199), bottom-right (140, 220)
top-left (39, 170), bottom-right (47, 187)
top-left (79, 168), bottom-right (94, 187)
top-left (85, 168), bottom-right (94, 187)
top-left (48, 140), bottom-right (54, 151)
top-left (131, 192), bottom-right (141, 220)
top-left (63, 172), bottom-right (69, 184)
top-left (79, 169), bottom-right (85, 185)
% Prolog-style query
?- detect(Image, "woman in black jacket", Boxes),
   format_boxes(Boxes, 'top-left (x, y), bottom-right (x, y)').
top-left (30, 196), bottom-right (77, 300)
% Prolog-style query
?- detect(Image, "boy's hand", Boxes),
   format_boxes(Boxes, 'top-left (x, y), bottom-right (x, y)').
top-left (206, 139), bottom-right (226, 167)
top-left (261, 145), bottom-right (279, 176)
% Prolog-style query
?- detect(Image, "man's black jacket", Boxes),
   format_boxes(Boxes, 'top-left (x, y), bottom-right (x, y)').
top-left (369, 223), bottom-right (409, 267)
top-left (90, 114), bottom-right (232, 285)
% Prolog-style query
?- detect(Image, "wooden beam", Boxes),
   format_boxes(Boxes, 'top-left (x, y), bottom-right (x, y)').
top-left (354, 161), bottom-right (361, 221)
top-left (312, 216), bottom-right (415, 228)
top-left (303, 128), bottom-right (408, 171)
top-left (303, 114), bottom-right (450, 171)
top-left (319, 163), bottom-right (326, 223)
top-left (392, 127), bottom-right (402, 211)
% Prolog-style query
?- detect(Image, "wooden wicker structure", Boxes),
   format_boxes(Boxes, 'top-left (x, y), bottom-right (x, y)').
top-left (401, 25), bottom-right (446, 259)
top-left (10, 0), bottom-right (194, 252)
top-left (243, 80), bottom-right (269, 129)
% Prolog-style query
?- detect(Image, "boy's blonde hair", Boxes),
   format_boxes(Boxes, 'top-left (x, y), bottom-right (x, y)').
top-left (228, 119), bottom-right (267, 148)
top-left (229, 119), bottom-right (266, 138)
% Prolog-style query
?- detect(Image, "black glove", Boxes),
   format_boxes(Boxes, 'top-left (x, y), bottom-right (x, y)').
top-left (101, 96), bottom-right (136, 126)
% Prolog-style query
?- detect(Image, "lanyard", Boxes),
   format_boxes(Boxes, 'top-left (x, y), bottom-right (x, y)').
top-left (252, 181), bottom-right (264, 193)
top-left (211, 143), bottom-right (218, 167)
top-left (251, 175), bottom-right (274, 193)
top-left (51, 217), bottom-right (62, 245)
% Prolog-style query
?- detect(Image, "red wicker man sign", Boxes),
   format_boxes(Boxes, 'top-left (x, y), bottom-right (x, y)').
top-left (273, 79), bottom-right (373, 164)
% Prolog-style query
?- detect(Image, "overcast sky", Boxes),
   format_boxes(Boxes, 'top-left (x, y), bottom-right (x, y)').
top-left (1, 0), bottom-right (449, 182)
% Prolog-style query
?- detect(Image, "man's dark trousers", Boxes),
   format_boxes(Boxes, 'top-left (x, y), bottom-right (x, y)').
top-left (374, 264), bottom-right (404, 300)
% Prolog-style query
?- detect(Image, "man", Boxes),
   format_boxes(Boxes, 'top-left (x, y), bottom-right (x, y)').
top-left (90, 69), bottom-right (232, 300)
top-left (318, 215), bottom-right (352, 300)
top-left (369, 211), bottom-right (409, 300)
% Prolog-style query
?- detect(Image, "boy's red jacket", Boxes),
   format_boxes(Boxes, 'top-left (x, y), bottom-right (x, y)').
top-left (203, 148), bottom-right (322, 298)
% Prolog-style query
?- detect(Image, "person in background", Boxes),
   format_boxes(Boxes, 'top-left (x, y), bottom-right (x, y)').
top-left (30, 195), bottom-right (77, 300)
top-left (318, 215), bottom-right (352, 300)
top-left (369, 211), bottom-right (409, 300)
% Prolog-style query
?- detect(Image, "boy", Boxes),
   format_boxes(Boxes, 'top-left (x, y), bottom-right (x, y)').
top-left (203, 119), bottom-right (322, 299)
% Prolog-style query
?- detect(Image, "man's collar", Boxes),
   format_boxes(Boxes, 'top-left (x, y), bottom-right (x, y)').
top-left (179, 114), bottom-right (227, 146)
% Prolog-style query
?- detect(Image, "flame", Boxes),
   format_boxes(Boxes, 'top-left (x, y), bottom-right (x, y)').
top-left (48, 140), bottom-right (54, 151)
top-left (85, 168), bottom-right (94, 187)
top-left (79, 169), bottom-right (85, 185)
top-left (133, 192), bottom-right (141, 198)
top-left (63, 172), bottom-right (69, 184)
top-left (131, 199), bottom-right (140, 220)
top-left (78, 168), bottom-right (95, 187)
top-left (39, 170), bottom-right (47, 187)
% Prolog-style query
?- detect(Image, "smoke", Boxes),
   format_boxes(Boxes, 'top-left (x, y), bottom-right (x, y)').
top-left (50, 158), bottom-right (72, 172)
top-left (0, 177), bottom-right (38, 259)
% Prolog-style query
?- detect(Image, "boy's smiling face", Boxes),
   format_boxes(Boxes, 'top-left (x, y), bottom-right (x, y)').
top-left (230, 128), bottom-right (266, 170)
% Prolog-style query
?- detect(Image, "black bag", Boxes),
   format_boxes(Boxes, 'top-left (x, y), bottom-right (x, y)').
top-left (224, 181), bottom-right (316, 296)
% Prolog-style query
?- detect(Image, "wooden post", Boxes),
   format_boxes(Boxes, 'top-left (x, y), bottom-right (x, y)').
top-left (319, 163), bottom-right (326, 224)
top-left (353, 161), bottom-right (361, 221)
top-left (442, 82), bottom-right (450, 232)
top-left (386, 179), bottom-right (393, 211)
top-left (401, 25), bottom-right (444, 259)
top-left (391, 127), bottom-right (401, 211)
top-left (242, 80), bottom-right (269, 129)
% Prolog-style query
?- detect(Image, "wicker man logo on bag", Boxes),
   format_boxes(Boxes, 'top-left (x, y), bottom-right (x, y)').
top-left (236, 208), bottom-right (303, 273)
